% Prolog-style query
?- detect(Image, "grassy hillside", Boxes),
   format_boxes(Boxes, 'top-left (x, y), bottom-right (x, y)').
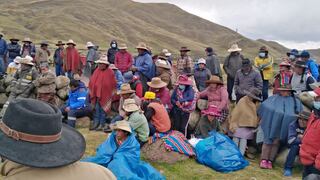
top-left (0, 0), bottom-right (293, 61)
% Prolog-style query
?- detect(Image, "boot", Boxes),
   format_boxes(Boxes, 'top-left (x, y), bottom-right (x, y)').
top-left (89, 122), bottom-right (99, 131)
top-left (95, 124), bottom-right (104, 131)
top-left (103, 124), bottom-right (112, 133)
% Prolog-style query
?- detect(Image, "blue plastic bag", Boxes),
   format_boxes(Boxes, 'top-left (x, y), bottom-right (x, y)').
top-left (195, 131), bottom-right (249, 173)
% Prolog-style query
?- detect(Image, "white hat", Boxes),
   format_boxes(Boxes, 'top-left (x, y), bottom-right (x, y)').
top-left (110, 120), bottom-right (132, 133)
top-left (155, 60), bottom-right (171, 69)
top-left (20, 56), bottom-right (34, 66)
top-left (86, 42), bottom-right (95, 48)
top-left (162, 49), bottom-right (171, 56)
top-left (197, 58), bottom-right (206, 65)
top-left (13, 56), bottom-right (22, 64)
top-left (66, 39), bottom-right (76, 46)
top-left (228, 44), bottom-right (242, 52)
top-left (95, 55), bottom-right (110, 65)
top-left (123, 98), bottom-right (140, 112)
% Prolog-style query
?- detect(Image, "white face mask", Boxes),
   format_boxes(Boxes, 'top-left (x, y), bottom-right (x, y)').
top-left (111, 43), bottom-right (117, 48)
top-left (289, 54), bottom-right (295, 60)
top-left (259, 52), bottom-right (266, 58)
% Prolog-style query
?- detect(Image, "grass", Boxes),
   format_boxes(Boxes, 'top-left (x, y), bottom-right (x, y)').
top-left (79, 128), bottom-right (303, 180)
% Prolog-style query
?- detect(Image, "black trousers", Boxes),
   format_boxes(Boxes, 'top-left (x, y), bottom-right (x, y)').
top-left (227, 76), bottom-right (234, 101)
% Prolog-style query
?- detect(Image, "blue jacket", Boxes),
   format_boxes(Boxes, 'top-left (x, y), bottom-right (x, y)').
top-left (171, 86), bottom-right (195, 104)
top-left (7, 43), bottom-right (21, 59)
top-left (134, 52), bottom-right (155, 80)
top-left (114, 69), bottom-right (124, 90)
top-left (287, 120), bottom-right (305, 145)
top-left (306, 59), bottom-right (319, 81)
top-left (0, 39), bottom-right (7, 56)
top-left (67, 86), bottom-right (88, 110)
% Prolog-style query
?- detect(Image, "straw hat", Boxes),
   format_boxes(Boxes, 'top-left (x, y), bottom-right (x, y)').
top-left (118, 43), bottom-right (128, 50)
top-left (136, 42), bottom-right (148, 50)
top-left (118, 83), bottom-right (135, 95)
top-left (123, 98), bottom-right (140, 112)
top-left (109, 64), bottom-right (118, 70)
top-left (13, 56), bottom-right (22, 64)
top-left (197, 58), bottom-right (206, 65)
top-left (157, 52), bottom-right (168, 60)
top-left (20, 56), bottom-right (34, 66)
top-left (22, 37), bottom-right (32, 43)
top-left (243, 88), bottom-right (262, 101)
top-left (147, 77), bottom-right (167, 89)
top-left (95, 55), bottom-right (110, 65)
top-left (162, 49), bottom-right (171, 56)
top-left (66, 39), bottom-right (76, 46)
top-left (177, 75), bottom-right (193, 86)
top-left (55, 41), bottom-right (65, 46)
top-left (228, 44), bottom-right (242, 52)
top-left (144, 91), bottom-right (156, 100)
top-left (180, 47), bottom-right (190, 52)
top-left (206, 75), bottom-right (223, 85)
top-left (111, 120), bottom-right (132, 133)
top-left (155, 60), bottom-right (171, 69)
top-left (86, 42), bottom-right (94, 48)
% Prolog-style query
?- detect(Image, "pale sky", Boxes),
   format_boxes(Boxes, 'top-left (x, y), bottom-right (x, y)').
top-left (134, 0), bottom-right (320, 50)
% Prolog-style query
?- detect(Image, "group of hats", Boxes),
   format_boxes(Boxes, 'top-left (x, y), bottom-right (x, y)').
top-left (14, 55), bottom-right (34, 66)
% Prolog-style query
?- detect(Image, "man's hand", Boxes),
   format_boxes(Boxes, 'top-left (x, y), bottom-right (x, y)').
top-left (130, 66), bottom-right (138, 72)
top-left (65, 107), bottom-right (70, 112)
top-left (176, 101), bottom-right (181, 108)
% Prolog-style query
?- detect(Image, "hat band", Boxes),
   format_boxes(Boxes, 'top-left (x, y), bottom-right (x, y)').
top-left (0, 121), bottom-right (62, 143)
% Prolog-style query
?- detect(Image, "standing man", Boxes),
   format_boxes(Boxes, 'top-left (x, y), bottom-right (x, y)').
top-left (300, 50), bottom-right (319, 81)
top-left (115, 43), bottom-right (133, 73)
top-left (176, 46), bottom-right (193, 76)
top-left (83, 42), bottom-right (97, 78)
top-left (63, 39), bottom-right (81, 78)
top-left (21, 37), bottom-right (36, 58)
top-left (107, 40), bottom-right (118, 64)
top-left (205, 47), bottom-right (222, 78)
top-left (89, 55), bottom-right (117, 131)
top-left (254, 46), bottom-right (273, 101)
top-left (53, 40), bottom-right (65, 76)
top-left (6, 38), bottom-right (21, 64)
top-left (286, 49), bottom-right (299, 64)
top-left (0, 32), bottom-right (7, 74)
top-left (234, 58), bottom-right (263, 102)
top-left (35, 41), bottom-right (50, 67)
top-left (223, 44), bottom-right (244, 101)
top-left (131, 42), bottom-right (155, 93)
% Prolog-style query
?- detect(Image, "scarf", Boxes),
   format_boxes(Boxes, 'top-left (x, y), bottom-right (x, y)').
top-left (89, 68), bottom-right (117, 112)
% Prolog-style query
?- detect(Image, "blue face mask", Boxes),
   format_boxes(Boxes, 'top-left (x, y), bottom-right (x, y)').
top-left (259, 52), bottom-right (266, 58)
top-left (314, 101), bottom-right (320, 110)
top-left (178, 85), bottom-right (186, 91)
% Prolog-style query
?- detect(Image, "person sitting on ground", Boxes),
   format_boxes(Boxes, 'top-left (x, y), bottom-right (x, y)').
top-left (283, 110), bottom-right (310, 177)
top-left (123, 71), bottom-right (143, 98)
top-left (199, 75), bottom-right (229, 122)
top-left (123, 98), bottom-right (149, 146)
top-left (109, 64), bottom-right (124, 91)
top-left (273, 60), bottom-right (292, 94)
top-left (234, 58), bottom-right (263, 102)
top-left (171, 75), bottom-right (196, 136)
top-left (61, 79), bottom-right (90, 128)
top-left (300, 87), bottom-right (320, 179)
top-left (83, 120), bottom-right (164, 179)
top-left (34, 62), bottom-right (57, 105)
top-left (0, 98), bottom-right (116, 180)
top-left (195, 105), bottom-right (222, 138)
top-left (291, 60), bottom-right (315, 95)
top-left (147, 77), bottom-right (172, 111)
top-left (142, 91), bottom-right (171, 136)
top-left (228, 88), bottom-right (262, 156)
top-left (6, 56), bottom-right (21, 75)
top-left (194, 58), bottom-right (211, 92)
top-left (155, 55), bottom-right (172, 89)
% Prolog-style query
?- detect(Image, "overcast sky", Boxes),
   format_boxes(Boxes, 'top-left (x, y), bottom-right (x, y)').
top-left (135, 0), bottom-right (320, 50)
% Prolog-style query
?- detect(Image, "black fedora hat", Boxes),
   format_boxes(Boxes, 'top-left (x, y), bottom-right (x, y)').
top-left (0, 98), bottom-right (85, 168)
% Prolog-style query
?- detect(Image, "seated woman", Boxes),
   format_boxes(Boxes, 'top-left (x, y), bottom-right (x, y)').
top-left (273, 59), bottom-right (292, 95)
top-left (291, 60), bottom-right (315, 95)
top-left (195, 105), bottom-right (221, 138)
top-left (171, 75), bottom-right (196, 136)
top-left (147, 77), bottom-right (172, 111)
top-left (142, 91), bottom-right (171, 136)
top-left (258, 84), bottom-right (302, 169)
top-left (83, 120), bottom-right (164, 180)
top-left (199, 75), bottom-right (229, 122)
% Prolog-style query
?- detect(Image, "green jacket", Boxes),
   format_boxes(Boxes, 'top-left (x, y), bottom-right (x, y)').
top-left (128, 111), bottom-right (149, 142)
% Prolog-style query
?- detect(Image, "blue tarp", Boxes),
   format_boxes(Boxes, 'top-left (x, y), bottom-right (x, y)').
top-left (195, 131), bottom-right (249, 173)
top-left (83, 132), bottom-right (165, 180)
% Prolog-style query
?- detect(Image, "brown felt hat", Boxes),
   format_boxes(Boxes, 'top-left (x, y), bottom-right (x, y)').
top-left (206, 75), bottom-right (223, 85)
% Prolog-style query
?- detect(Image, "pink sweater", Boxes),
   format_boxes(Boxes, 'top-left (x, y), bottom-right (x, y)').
top-left (199, 86), bottom-right (229, 110)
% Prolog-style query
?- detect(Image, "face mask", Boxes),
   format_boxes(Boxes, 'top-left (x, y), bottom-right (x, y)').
top-left (178, 85), bottom-right (186, 91)
top-left (289, 54), bottom-right (295, 60)
top-left (314, 101), bottom-right (320, 110)
top-left (111, 43), bottom-right (117, 48)
top-left (259, 52), bottom-right (266, 58)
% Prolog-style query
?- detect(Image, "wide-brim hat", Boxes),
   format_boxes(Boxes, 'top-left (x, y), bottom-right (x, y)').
top-left (243, 88), bottom-right (262, 101)
top-left (40, 41), bottom-right (49, 46)
top-left (228, 44), bottom-right (242, 52)
top-left (118, 43), bottom-right (128, 50)
top-left (123, 98), bottom-right (140, 112)
top-left (95, 55), bottom-right (110, 65)
top-left (294, 60), bottom-right (307, 68)
top-left (118, 83), bottom-right (135, 95)
top-left (9, 38), bottom-right (19, 41)
top-left (22, 37), bottom-right (32, 43)
top-left (86, 41), bottom-right (95, 48)
top-left (136, 42), bottom-right (148, 50)
top-left (259, 46), bottom-right (268, 52)
top-left (66, 39), bottom-right (76, 46)
top-left (56, 41), bottom-right (65, 46)
top-left (158, 52), bottom-right (168, 60)
top-left (109, 64), bottom-right (118, 70)
top-left (162, 49), bottom-right (171, 56)
top-left (177, 75), bottom-right (193, 86)
top-left (180, 47), bottom-right (190, 52)
top-left (0, 98), bottom-right (85, 168)
top-left (147, 77), bottom-right (167, 89)
top-left (20, 56), bottom-right (34, 66)
top-left (279, 60), bottom-right (291, 67)
top-left (110, 120), bottom-right (132, 133)
top-left (206, 75), bottom-right (223, 85)
top-left (13, 56), bottom-right (22, 64)
top-left (297, 110), bottom-right (311, 120)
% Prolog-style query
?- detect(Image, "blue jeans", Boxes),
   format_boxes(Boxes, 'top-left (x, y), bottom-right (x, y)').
top-left (0, 55), bottom-right (5, 74)
top-left (284, 144), bottom-right (300, 169)
top-left (111, 115), bottom-right (123, 124)
top-left (61, 106), bottom-right (92, 128)
top-left (94, 102), bottom-right (106, 127)
top-left (55, 64), bottom-right (64, 76)
top-left (262, 80), bottom-right (269, 101)
top-left (148, 122), bottom-right (156, 136)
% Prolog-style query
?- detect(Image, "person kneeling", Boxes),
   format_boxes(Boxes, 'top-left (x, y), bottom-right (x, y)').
top-left (195, 105), bottom-right (221, 138)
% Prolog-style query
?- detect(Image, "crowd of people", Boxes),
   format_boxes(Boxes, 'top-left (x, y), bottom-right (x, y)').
top-left (0, 31), bottom-right (320, 179)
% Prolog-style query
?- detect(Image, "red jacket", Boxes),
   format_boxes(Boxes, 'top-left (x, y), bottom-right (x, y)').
top-left (300, 112), bottom-right (320, 169)
top-left (115, 51), bottom-right (133, 73)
